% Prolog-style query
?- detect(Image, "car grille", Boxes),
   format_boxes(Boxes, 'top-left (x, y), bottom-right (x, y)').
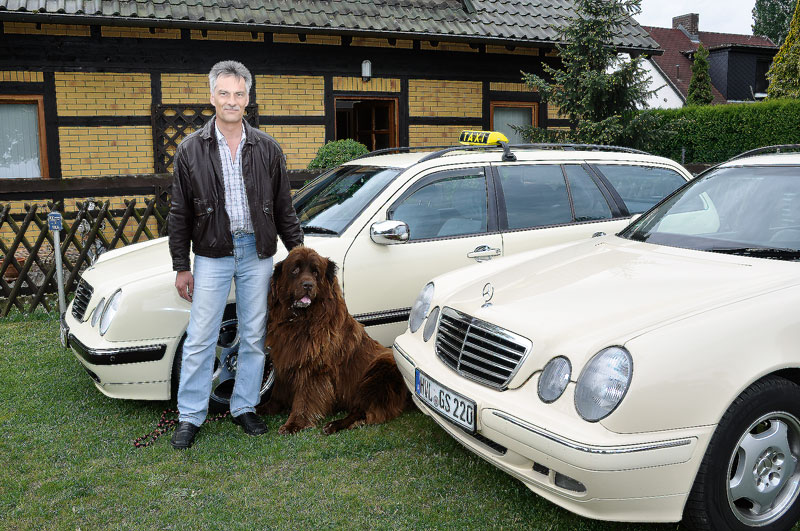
top-left (71, 279), bottom-right (94, 321)
top-left (435, 307), bottom-right (532, 390)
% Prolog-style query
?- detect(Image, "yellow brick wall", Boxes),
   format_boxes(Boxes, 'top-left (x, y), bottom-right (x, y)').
top-left (408, 80), bottom-right (482, 117)
top-left (55, 72), bottom-right (151, 116)
top-left (273, 33), bottom-right (341, 46)
top-left (547, 103), bottom-right (566, 120)
top-left (490, 82), bottom-right (537, 93)
top-left (101, 26), bottom-right (181, 39)
top-left (409, 125), bottom-right (481, 147)
top-left (161, 74), bottom-right (210, 104)
top-left (421, 41), bottom-right (478, 53)
top-left (190, 30), bottom-right (264, 42)
top-left (486, 45), bottom-right (540, 56)
top-left (3, 22), bottom-right (90, 36)
top-left (0, 71), bottom-right (44, 83)
top-left (333, 77), bottom-right (400, 93)
top-left (259, 125), bottom-right (325, 170)
top-left (59, 126), bottom-right (153, 177)
top-left (257, 75), bottom-right (324, 116)
top-left (351, 37), bottom-right (413, 49)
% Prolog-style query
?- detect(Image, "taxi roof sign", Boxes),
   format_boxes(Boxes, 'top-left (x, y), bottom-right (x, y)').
top-left (459, 130), bottom-right (509, 146)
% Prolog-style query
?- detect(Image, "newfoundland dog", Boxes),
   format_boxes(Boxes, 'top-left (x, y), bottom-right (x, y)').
top-left (257, 246), bottom-right (409, 434)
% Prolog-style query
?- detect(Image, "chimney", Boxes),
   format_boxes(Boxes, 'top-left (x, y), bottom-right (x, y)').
top-left (673, 13), bottom-right (699, 38)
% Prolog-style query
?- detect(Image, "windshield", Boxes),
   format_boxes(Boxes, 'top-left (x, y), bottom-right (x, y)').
top-left (621, 166), bottom-right (800, 260)
top-left (292, 165), bottom-right (402, 235)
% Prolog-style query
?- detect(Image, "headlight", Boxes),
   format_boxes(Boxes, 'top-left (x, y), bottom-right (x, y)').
top-left (90, 297), bottom-right (105, 327)
top-left (99, 289), bottom-right (122, 336)
top-left (408, 282), bottom-right (434, 333)
top-left (574, 346), bottom-right (632, 422)
top-left (538, 356), bottom-right (571, 403)
top-left (422, 306), bottom-right (440, 342)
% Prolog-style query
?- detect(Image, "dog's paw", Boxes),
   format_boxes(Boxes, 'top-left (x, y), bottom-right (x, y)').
top-left (278, 421), bottom-right (308, 435)
top-left (322, 420), bottom-right (340, 435)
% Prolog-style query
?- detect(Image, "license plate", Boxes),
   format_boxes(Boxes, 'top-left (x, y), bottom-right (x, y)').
top-left (59, 317), bottom-right (69, 349)
top-left (415, 369), bottom-right (476, 432)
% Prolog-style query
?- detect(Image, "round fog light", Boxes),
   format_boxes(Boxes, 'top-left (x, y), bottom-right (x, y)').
top-left (538, 356), bottom-right (571, 403)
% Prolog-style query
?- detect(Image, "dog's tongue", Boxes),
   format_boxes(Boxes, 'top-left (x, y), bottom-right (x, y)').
top-left (300, 295), bottom-right (311, 304)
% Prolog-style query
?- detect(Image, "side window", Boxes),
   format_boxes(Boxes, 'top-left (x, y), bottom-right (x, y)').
top-left (595, 165), bottom-right (687, 214)
top-left (497, 165), bottom-right (572, 229)
top-left (389, 169), bottom-right (487, 240)
top-left (0, 95), bottom-right (49, 178)
top-left (563, 165), bottom-right (612, 221)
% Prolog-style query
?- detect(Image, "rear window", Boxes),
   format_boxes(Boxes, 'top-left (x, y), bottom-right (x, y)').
top-left (594, 165), bottom-right (687, 214)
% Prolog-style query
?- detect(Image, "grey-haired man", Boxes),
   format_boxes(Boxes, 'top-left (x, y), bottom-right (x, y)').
top-left (168, 60), bottom-right (303, 449)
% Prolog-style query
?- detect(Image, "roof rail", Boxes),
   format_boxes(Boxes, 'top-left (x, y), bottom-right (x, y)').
top-left (354, 142), bottom-right (651, 164)
top-left (724, 144), bottom-right (800, 163)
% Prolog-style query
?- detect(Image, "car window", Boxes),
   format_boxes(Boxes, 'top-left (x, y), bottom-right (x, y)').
top-left (622, 166), bottom-right (800, 254)
top-left (497, 164), bottom-right (572, 229)
top-left (563, 165), bottom-right (612, 221)
top-left (390, 169), bottom-right (488, 240)
top-left (293, 165), bottom-right (401, 235)
top-left (594, 164), bottom-right (687, 214)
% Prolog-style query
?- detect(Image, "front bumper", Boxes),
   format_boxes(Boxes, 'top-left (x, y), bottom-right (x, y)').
top-left (62, 311), bottom-right (178, 400)
top-left (393, 338), bottom-right (713, 523)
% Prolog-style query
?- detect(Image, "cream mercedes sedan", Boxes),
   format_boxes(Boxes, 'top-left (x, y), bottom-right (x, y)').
top-left (393, 147), bottom-right (800, 529)
top-left (60, 132), bottom-right (691, 409)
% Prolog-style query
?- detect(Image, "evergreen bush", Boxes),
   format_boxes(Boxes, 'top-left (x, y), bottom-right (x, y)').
top-left (307, 139), bottom-right (369, 170)
top-left (767, 0), bottom-right (800, 98)
top-left (687, 45), bottom-right (714, 106)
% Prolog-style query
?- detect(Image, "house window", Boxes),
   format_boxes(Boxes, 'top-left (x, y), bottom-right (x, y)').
top-left (0, 95), bottom-right (49, 178)
top-left (490, 101), bottom-right (538, 144)
top-left (755, 59), bottom-right (771, 95)
top-left (335, 97), bottom-right (398, 151)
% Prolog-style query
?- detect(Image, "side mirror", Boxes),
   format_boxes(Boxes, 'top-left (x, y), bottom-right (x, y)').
top-left (370, 220), bottom-right (409, 245)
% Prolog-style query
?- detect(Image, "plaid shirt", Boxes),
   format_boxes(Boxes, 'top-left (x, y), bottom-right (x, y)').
top-left (214, 122), bottom-right (253, 234)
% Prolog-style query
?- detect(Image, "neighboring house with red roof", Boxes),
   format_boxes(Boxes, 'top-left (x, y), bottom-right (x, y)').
top-left (642, 13), bottom-right (778, 107)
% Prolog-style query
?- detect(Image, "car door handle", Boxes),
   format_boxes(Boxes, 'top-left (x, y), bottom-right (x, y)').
top-left (467, 245), bottom-right (501, 262)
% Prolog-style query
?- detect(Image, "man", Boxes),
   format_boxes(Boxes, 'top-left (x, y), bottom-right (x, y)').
top-left (168, 60), bottom-right (303, 449)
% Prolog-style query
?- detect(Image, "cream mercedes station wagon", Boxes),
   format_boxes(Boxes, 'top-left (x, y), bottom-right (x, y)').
top-left (392, 147), bottom-right (800, 529)
top-left (61, 131), bottom-right (691, 409)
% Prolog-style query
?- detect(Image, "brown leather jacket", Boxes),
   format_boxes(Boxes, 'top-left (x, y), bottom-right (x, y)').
top-left (168, 117), bottom-right (303, 271)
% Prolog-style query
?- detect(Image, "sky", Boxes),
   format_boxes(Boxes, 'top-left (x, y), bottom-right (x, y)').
top-left (635, 0), bottom-right (758, 35)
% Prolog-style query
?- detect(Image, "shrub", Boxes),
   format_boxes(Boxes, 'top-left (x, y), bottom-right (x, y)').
top-left (646, 98), bottom-right (800, 163)
top-left (307, 139), bottom-right (369, 170)
top-left (687, 45), bottom-right (714, 106)
top-left (767, 0), bottom-right (800, 98)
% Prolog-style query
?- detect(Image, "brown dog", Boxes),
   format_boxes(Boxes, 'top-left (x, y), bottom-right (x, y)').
top-left (257, 246), bottom-right (409, 434)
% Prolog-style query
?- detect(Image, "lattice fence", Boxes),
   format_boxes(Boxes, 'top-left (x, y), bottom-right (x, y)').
top-left (152, 104), bottom-right (259, 173)
top-left (0, 198), bottom-right (168, 316)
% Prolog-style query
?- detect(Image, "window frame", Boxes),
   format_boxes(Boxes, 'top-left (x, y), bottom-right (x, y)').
top-left (0, 94), bottom-right (49, 179)
top-left (334, 96), bottom-right (399, 150)
top-left (490, 101), bottom-right (539, 140)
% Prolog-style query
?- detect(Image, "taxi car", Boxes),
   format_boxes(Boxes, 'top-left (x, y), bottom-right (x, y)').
top-left (392, 146), bottom-right (800, 528)
top-left (61, 131), bottom-right (691, 408)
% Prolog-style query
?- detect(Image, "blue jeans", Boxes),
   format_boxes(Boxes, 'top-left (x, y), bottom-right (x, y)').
top-left (177, 233), bottom-right (273, 426)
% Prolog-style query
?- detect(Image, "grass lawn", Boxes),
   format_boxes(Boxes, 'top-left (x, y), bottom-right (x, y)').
top-left (0, 313), bottom-right (686, 530)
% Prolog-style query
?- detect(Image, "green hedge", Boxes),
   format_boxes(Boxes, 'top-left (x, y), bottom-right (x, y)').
top-left (646, 99), bottom-right (800, 164)
top-left (307, 139), bottom-right (369, 170)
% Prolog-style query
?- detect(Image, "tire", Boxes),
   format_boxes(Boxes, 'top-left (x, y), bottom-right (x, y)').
top-left (170, 304), bottom-right (274, 414)
top-left (683, 375), bottom-right (800, 530)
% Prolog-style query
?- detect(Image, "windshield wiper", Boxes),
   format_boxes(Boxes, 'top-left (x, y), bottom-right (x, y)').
top-left (302, 225), bottom-right (339, 235)
top-left (709, 247), bottom-right (800, 260)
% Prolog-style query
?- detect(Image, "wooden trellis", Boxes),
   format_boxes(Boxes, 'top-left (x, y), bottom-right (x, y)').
top-left (0, 198), bottom-right (169, 317)
top-left (152, 104), bottom-right (259, 173)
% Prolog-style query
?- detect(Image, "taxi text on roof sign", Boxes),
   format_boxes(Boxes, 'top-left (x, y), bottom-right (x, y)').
top-left (459, 130), bottom-right (510, 146)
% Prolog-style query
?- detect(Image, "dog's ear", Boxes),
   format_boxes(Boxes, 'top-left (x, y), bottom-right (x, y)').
top-left (325, 258), bottom-right (338, 284)
top-left (272, 259), bottom-right (284, 281)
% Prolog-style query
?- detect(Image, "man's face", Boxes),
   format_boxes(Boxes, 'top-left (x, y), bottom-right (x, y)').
top-left (210, 74), bottom-right (249, 125)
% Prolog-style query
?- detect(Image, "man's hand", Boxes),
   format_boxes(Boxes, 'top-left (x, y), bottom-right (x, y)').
top-left (175, 271), bottom-right (194, 302)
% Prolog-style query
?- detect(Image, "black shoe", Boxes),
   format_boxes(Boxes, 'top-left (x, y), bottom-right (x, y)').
top-left (171, 421), bottom-right (200, 449)
top-left (232, 412), bottom-right (268, 436)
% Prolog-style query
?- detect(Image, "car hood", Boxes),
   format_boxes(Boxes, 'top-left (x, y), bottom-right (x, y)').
top-left (83, 235), bottom-right (343, 295)
top-left (438, 236), bottom-right (800, 388)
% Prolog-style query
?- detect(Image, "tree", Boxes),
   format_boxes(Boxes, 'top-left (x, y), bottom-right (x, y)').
top-left (686, 44), bottom-right (714, 105)
top-left (752, 0), bottom-right (796, 45)
top-left (767, 0), bottom-right (800, 98)
top-left (517, 0), bottom-right (655, 147)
